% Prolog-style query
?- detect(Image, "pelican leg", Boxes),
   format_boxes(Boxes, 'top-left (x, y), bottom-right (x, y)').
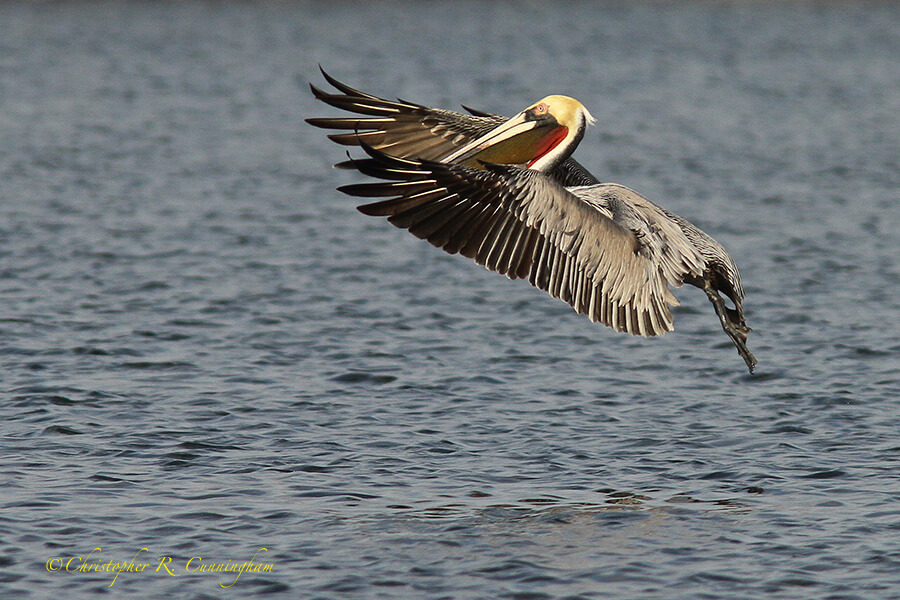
top-left (703, 279), bottom-right (757, 373)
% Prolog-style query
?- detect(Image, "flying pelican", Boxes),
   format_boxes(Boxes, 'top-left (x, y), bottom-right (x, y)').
top-left (307, 69), bottom-right (757, 372)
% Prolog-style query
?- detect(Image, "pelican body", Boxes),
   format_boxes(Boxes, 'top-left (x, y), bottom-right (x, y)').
top-left (307, 69), bottom-right (757, 372)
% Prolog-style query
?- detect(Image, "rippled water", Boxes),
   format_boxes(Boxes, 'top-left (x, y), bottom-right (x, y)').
top-left (2, 1), bottom-right (899, 598)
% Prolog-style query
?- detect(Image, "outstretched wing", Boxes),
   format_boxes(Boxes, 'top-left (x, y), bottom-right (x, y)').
top-left (306, 68), bottom-right (505, 162)
top-left (306, 68), bottom-right (601, 187)
top-left (340, 144), bottom-right (705, 337)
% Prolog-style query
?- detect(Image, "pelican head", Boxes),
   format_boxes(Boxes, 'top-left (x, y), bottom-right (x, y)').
top-left (445, 95), bottom-right (595, 172)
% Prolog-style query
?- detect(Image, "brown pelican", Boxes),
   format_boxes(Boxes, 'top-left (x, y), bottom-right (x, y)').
top-left (307, 69), bottom-right (757, 372)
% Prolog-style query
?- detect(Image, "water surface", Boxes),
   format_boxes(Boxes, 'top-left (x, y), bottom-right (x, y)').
top-left (1, 1), bottom-right (899, 598)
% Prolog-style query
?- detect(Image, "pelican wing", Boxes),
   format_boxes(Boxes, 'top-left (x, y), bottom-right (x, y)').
top-left (306, 68), bottom-right (505, 162)
top-left (340, 145), bottom-right (705, 337)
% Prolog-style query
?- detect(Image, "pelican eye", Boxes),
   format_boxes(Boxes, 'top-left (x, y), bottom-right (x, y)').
top-left (535, 103), bottom-right (549, 114)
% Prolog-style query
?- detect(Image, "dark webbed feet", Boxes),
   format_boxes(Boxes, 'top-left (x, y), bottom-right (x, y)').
top-left (703, 279), bottom-right (757, 373)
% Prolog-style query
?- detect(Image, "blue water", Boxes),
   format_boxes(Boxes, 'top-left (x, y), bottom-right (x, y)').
top-left (2, 1), bottom-right (899, 598)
